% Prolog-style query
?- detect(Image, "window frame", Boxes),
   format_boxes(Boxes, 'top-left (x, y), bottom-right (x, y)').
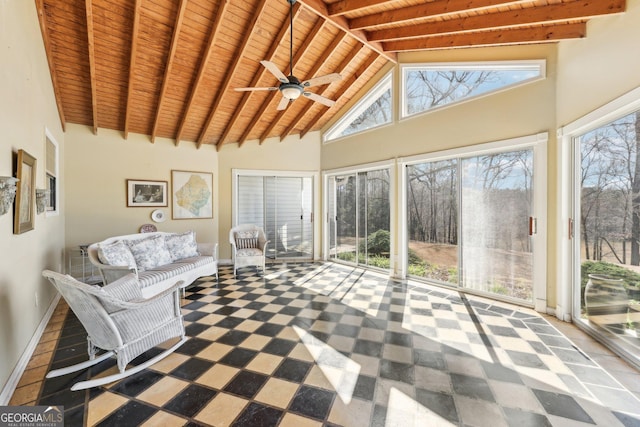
top-left (400, 60), bottom-right (546, 120)
top-left (44, 127), bottom-right (60, 217)
top-left (323, 71), bottom-right (394, 143)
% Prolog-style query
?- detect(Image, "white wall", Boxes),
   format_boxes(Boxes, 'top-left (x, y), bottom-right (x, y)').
top-left (64, 125), bottom-right (219, 250)
top-left (0, 0), bottom-right (65, 393)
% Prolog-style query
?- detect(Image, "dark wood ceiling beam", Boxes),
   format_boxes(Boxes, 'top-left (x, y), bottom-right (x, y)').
top-left (197, 0), bottom-right (271, 148)
top-left (35, 0), bottom-right (67, 131)
top-left (263, 31), bottom-right (347, 143)
top-left (280, 41), bottom-right (362, 141)
top-left (239, 17), bottom-right (326, 145)
top-left (151, 0), bottom-right (188, 143)
top-left (350, 0), bottom-right (527, 30)
top-left (174, 0), bottom-right (231, 146)
top-left (328, 0), bottom-right (395, 17)
top-left (300, 51), bottom-right (378, 138)
top-left (123, 0), bottom-right (142, 140)
top-left (295, 0), bottom-right (396, 62)
top-left (85, 0), bottom-right (98, 134)
top-left (257, 19), bottom-right (331, 143)
top-left (383, 21), bottom-right (587, 51)
top-left (368, 0), bottom-right (626, 42)
top-left (217, 2), bottom-right (303, 149)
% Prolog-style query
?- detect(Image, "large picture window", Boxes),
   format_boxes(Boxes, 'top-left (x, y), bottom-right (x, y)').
top-left (324, 73), bottom-right (393, 142)
top-left (401, 61), bottom-right (545, 118)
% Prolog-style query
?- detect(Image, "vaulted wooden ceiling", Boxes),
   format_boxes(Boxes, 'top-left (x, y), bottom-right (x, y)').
top-left (36, 0), bottom-right (625, 149)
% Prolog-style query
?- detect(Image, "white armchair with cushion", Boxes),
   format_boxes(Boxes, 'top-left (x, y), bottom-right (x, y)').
top-left (229, 224), bottom-right (269, 277)
top-left (42, 270), bottom-right (187, 390)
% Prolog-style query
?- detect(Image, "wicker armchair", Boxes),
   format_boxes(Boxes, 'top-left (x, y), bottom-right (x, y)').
top-left (42, 270), bottom-right (187, 390)
top-left (229, 224), bottom-right (269, 277)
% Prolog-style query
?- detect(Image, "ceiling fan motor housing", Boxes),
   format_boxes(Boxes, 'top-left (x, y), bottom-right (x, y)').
top-left (280, 75), bottom-right (303, 99)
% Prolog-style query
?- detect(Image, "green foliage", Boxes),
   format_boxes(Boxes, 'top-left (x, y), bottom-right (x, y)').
top-left (358, 229), bottom-right (391, 256)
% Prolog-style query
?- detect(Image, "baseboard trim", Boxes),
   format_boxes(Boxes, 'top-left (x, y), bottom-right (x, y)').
top-left (0, 293), bottom-right (61, 405)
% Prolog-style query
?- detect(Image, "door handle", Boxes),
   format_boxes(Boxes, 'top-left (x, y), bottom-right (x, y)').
top-left (529, 217), bottom-right (537, 236)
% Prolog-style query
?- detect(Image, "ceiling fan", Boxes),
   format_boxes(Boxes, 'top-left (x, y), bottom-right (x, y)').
top-left (235, 0), bottom-right (342, 110)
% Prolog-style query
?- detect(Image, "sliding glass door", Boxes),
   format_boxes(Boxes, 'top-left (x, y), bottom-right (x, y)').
top-left (406, 139), bottom-right (543, 304)
top-left (327, 167), bottom-right (391, 268)
top-left (236, 172), bottom-right (314, 260)
top-left (573, 110), bottom-right (640, 363)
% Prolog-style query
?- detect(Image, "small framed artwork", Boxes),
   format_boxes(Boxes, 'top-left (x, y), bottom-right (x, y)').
top-left (126, 179), bottom-right (168, 207)
top-left (171, 170), bottom-right (213, 219)
top-left (14, 149), bottom-right (37, 234)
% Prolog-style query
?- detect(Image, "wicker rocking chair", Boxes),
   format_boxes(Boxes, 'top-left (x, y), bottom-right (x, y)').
top-left (42, 270), bottom-right (187, 391)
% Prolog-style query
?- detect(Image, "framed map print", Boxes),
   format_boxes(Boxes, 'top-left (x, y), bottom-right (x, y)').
top-left (171, 170), bottom-right (213, 219)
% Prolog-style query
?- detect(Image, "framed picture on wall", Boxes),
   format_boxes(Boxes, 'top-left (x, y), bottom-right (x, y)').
top-left (14, 149), bottom-right (36, 234)
top-left (126, 179), bottom-right (168, 207)
top-left (171, 170), bottom-right (213, 219)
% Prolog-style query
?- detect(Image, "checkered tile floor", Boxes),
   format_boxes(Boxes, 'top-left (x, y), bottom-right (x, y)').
top-left (32, 263), bottom-right (640, 426)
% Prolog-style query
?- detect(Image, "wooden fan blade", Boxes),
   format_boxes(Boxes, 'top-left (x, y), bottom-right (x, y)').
top-left (277, 95), bottom-right (291, 110)
top-left (261, 60), bottom-right (289, 84)
top-left (303, 91), bottom-right (336, 107)
top-left (234, 87), bottom-right (279, 92)
top-left (302, 73), bottom-right (342, 88)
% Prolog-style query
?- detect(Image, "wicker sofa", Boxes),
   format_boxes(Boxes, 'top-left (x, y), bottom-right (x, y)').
top-left (87, 231), bottom-right (217, 297)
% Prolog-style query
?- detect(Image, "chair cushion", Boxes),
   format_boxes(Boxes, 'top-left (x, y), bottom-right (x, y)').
top-left (126, 235), bottom-right (173, 272)
top-left (97, 240), bottom-right (136, 268)
top-left (95, 274), bottom-right (143, 313)
top-left (165, 231), bottom-right (199, 261)
top-left (235, 230), bottom-right (259, 249)
top-left (237, 248), bottom-right (263, 257)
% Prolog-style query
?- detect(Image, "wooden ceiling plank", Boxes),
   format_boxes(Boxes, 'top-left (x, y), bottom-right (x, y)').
top-left (218, 2), bottom-right (303, 148)
top-left (256, 18), bottom-right (328, 143)
top-left (151, 0), bottom-right (188, 143)
top-left (197, 0), bottom-right (271, 148)
top-left (174, 0), bottom-right (231, 146)
top-left (123, 0), bottom-right (142, 140)
top-left (368, 0), bottom-right (626, 42)
top-left (383, 21), bottom-right (588, 51)
top-left (295, 0), bottom-right (396, 63)
top-left (328, 0), bottom-right (395, 17)
top-left (35, 0), bottom-right (67, 131)
top-left (301, 50), bottom-right (378, 138)
top-left (350, 0), bottom-right (527, 30)
top-left (85, 0), bottom-right (98, 134)
top-left (279, 35), bottom-right (357, 141)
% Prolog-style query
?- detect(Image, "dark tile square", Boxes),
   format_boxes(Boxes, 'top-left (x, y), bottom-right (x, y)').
top-left (380, 360), bottom-right (414, 384)
top-left (503, 407), bottom-right (552, 427)
top-left (353, 339), bottom-right (383, 358)
top-left (279, 306), bottom-right (302, 316)
top-left (215, 305), bottom-right (241, 316)
top-left (254, 323), bottom-right (285, 337)
top-left (185, 322), bottom-right (210, 337)
top-left (262, 338), bottom-right (297, 356)
top-left (183, 311), bottom-right (209, 322)
top-left (219, 347), bottom-right (258, 368)
top-left (353, 374), bottom-right (376, 401)
top-left (217, 330), bottom-right (251, 346)
top-left (527, 340), bottom-right (553, 355)
top-left (289, 385), bottom-right (335, 420)
top-left (110, 370), bottom-right (164, 397)
top-left (176, 337), bottom-right (211, 356)
top-left (415, 388), bottom-right (459, 423)
top-left (224, 370), bottom-right (268, 398)
top-left (384, 331), bottom-right (412, 347)
top-left (273, 358), bottom-right (312, 382)
top-left (414, 349), bottom-right (446, 370)
top-left (95, 401), bottom-right (157, 427)
top-left (232, 402), bottom-right (283, 427)
top-left (532, 389), bottom-right (594, 424)
top-left (480, 361), bottom-right (523, 384)
top-left (163, 384), bottom-right (217, 418)
top-left (170, 357), bottom-right (214, 381)
top-left (506, 350), bottom-right (548, 369)
top-left (249, 311), bottom-right (276, 322)
top-left (451, 373), bottom-right (495, 402)
top-left (214, 316), bottom-right (245, 329)
top-left (435, 318), bottom-right (460, 329)
top-left (488, 324), bottom-right (520, 337)
top-left (182, 301), bottom-right (207, 311)
top-left (244, 301), bottom-right (268, 311)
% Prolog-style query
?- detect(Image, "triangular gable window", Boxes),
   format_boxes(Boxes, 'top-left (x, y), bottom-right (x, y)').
top-left (402, 61), bottom-right (545, 118)
top-left (324, 73), bottom-right (392, 142)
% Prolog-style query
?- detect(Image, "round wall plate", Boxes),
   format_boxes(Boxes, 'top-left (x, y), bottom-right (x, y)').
top-left (151, 209), bottom-right (166, 223)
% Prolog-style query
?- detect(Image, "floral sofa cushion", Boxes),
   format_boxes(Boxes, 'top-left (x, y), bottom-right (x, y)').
top-left (97, 240), bottom-right (136, 269)
top-left (126, 235), bottom-right (173, 272)
top-left (165, 231), bottom-right (199, 261)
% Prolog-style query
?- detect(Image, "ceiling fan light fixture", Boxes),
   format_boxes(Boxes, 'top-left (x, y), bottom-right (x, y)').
top-left (281, 84), bottom-right (303, 100)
